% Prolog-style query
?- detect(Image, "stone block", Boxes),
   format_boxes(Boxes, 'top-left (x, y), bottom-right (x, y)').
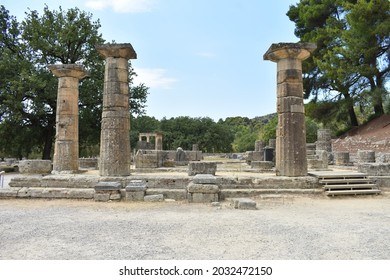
top-left (126, 180), bottom-right (147, 190)
top-left (144, 194), bottom-right (164, 202)
top-left (94, 181), bottom-right (122, 191)
top-left (231, 198), bottom-right (257, 210)
top-left (193, 174), bottom-right (217, 184)
top-left (19, 160), bottom-right (52, 174)
top-left (189, 192), bottom-right (218, 203)
top-left (357, 150), bottom-right (375, 163)
top-left (187, 183), bottom-right (219, 193)
top-left (335, 152), bottom-right (350, 166)
top-left (94, 193), bottom-right (110, 202)
top-left (188, 162), bottom-right (217, 176)
top-left (251, 161), bottom-right (273, 169)
top-left (125, 180), bottom-right (147, 201)
top-left (358, 163), bottom-right (390, 176)
top-left (109, 193), bottom-right (121, 200)
top-left (0, 188), bottom-right (19, 198)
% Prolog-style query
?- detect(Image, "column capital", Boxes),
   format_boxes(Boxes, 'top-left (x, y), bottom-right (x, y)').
top-left (263, 42), bottom-right (316, 62)
top-left (96, 43), bottom-right (137, 59)
top-left (48, 64), bottom-right (89, 79)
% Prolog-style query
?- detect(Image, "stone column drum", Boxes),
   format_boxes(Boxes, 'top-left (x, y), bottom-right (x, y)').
top-left (48, 64), bottom-right (89, 173)
top-left (96, 44), bottom-right (137, 176)
top-left (264, 43), bottom-right (316, 176)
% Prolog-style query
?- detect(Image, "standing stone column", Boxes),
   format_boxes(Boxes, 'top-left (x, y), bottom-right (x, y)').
top-left (264, 43), bottom-right (316, 176)
top-left (96, 43), bottom-right (137, 176)
top-left (48, 64), bottom-right (89, 174)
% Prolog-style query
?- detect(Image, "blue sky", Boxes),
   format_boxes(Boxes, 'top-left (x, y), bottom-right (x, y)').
top-left (3, 0), bottom-right (299, 121)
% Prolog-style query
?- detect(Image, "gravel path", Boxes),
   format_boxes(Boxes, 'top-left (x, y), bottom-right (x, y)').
top-left (1, 196), bottom-right (389, 260)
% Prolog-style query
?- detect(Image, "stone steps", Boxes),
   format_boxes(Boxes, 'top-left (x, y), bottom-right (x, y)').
top-left (310, 171), bottom-right (381, 197)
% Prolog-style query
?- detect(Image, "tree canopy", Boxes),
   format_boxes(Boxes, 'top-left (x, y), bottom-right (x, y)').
top-left (287, 0), bottom-right (390, 132)
top-left (0, 5), bottom-right (149, 159)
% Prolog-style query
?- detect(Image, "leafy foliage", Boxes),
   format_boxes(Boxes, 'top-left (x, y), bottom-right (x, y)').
top-left (0, 5), bottom-right (149, 159)
top-left (287, 0), bottom-right (390, 128)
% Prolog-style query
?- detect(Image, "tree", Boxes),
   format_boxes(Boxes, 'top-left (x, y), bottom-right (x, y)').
top-left (0, 5), bottom-right (149, 159)
top-left (343, 0), bottom-right (390, 115)
top-left (159, 117), bottom-right (234, 152)
top-left (287, 0), bottom-right (389, 128)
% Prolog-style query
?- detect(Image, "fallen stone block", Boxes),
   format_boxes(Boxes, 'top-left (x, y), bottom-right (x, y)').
top-left (231, 198), bottom-right (257, 210)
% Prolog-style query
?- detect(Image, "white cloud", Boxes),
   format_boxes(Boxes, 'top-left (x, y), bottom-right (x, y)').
top-left (85, 0), bottom-right (156, 13)
top-left (133, 68), bottom-right (177, 90)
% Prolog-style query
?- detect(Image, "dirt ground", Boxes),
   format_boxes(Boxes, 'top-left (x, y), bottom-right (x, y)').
top-left (1, 195), bottom-right (389, 260)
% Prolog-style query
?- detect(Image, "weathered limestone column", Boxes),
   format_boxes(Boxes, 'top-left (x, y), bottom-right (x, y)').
top-left (96, 43), bottom-right (137, 176)
top-left (48, 64), bottom-right (89, 173)
top-left (155, 133), bottom-right (163, 150)
top-left (264, 43), bottom-right (316, 176)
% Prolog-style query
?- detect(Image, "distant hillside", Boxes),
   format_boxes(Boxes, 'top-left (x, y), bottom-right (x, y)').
top-left (252, 113), bottom-right (277, 125)
top-left (332, 115), bottom-right (390, 154)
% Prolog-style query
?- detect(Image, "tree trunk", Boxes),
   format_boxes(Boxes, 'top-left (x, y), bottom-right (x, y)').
top-left (343, 93), bottom-right (359, 127)
top-left (42, 126), bottom-right (54, 160)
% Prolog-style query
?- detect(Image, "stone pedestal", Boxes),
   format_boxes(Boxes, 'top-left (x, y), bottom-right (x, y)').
top-left (264, 43), bottom-right (316, 176)
top-left (48, 64), bottom-right (89, 174)
top-left (96, 44), bottom-right (137, 176)
top-left (125, 180), bottom-right (147, 201)
top-left (335, 152), bottom-right (350, 166)
top-left (187, 175), bottom-right (219, 203)
top-left (357, 150), bottom-right (376, 163)
top-left (94, 181), bottom-right (122, 202)
top-left (188, 162), bottom-right (217, 176)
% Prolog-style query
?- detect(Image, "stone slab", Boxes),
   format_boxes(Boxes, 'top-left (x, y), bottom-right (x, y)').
top-left (193, 174), bottom-right (217, 184)
top-left (94, 181), bottom-right (122, 191)
top-left (144, 194), bottom-right (164, 202)
top-left (94, 193), bottom-right (110, 202)
top-left (231, 198), bottom-right (257, 210)
top-left (187, 183), bottom-right (219, 193)
top-left (126, 180), bottom-right (147, 191)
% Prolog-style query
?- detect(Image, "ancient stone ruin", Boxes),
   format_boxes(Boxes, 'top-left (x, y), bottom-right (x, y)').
top-left (48, 64), bottom-right (89, 174)
top-left (2, 41), bottom-right (389, 203)
top-left (96, 43), bottom-right (137, 176)
top-left (264, 42), bottom-right (316, 177)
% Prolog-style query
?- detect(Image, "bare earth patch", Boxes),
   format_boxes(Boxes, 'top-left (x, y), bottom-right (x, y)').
top-left (1, 196), bottom-right (389, 260)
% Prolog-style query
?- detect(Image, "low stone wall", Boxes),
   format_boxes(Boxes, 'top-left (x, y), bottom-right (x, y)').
top-left (358, 163), bottom-right (390, 176)
top-left (2, 173), bottom-right (323, 200)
